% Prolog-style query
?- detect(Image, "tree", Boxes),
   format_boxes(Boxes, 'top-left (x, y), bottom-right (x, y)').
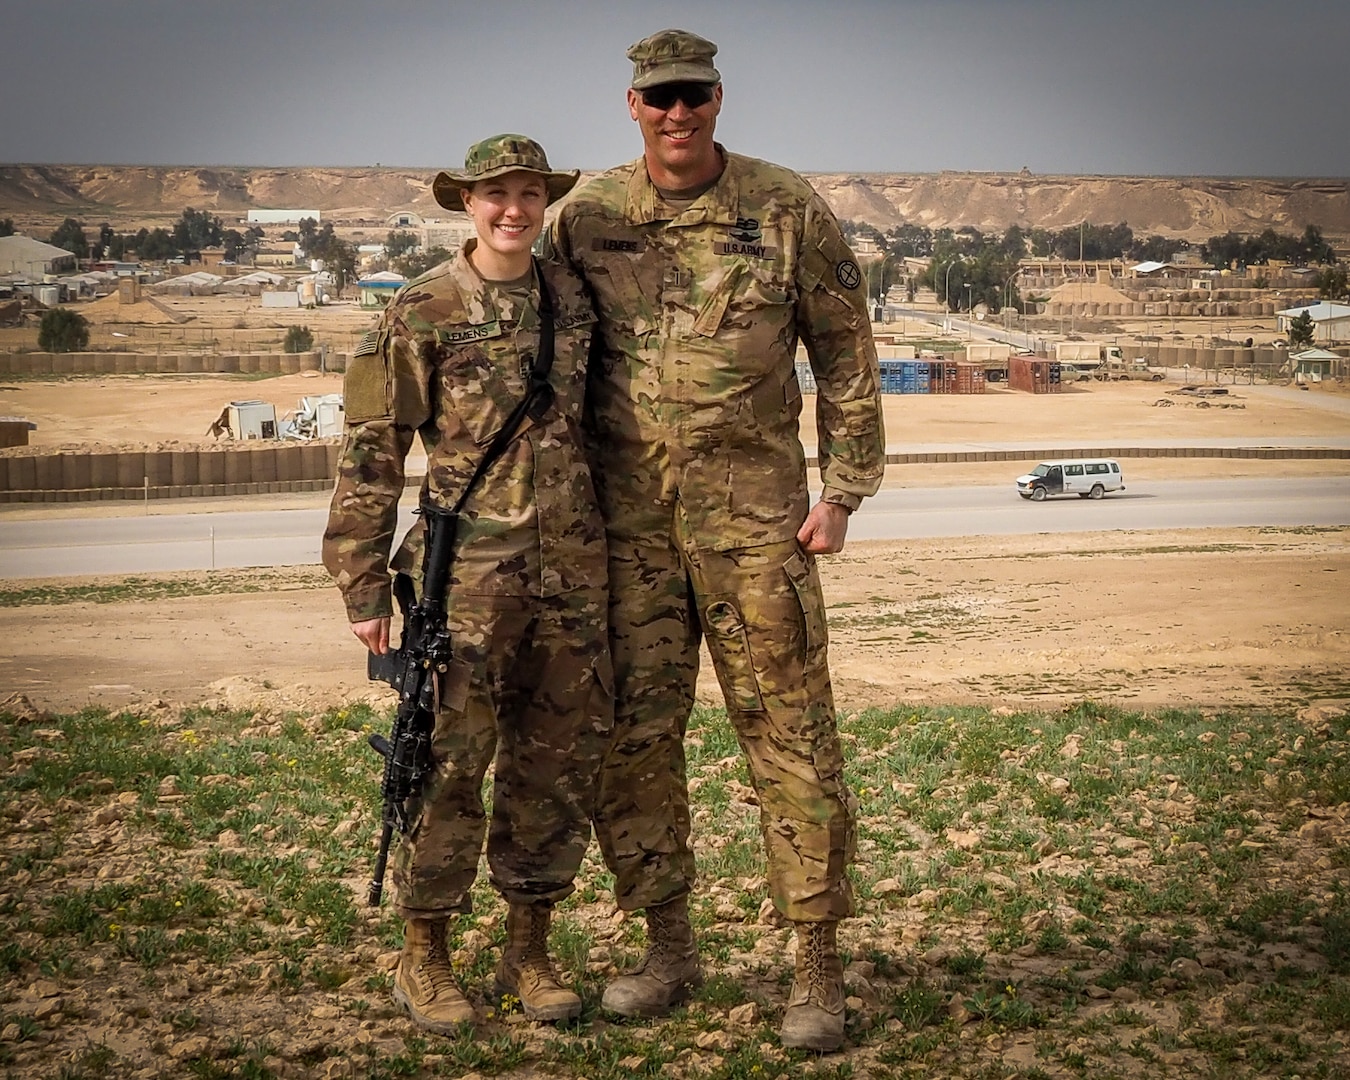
top-left (1130, 234), bottom-right (1181, 263)
top-left (1202, 225), bottom-right (1335, 269)
top-left (999, 224), bottom-right (1027, 258)
top-left (385, 230), bottom-right (420, 260)
top-left (284, 325), bottom-right (315, 353)
top-left (297, 217), bottom-right (322, 255)
top-left (49, 218), bottom-right (89, 258)
top-left (1028, 228), bottom-right (1054, 257)
top-left (295, 219), bottom-right (356, 288)
top-left (172, 208), bottom-right (223, 255)
top-left (1287, 310), bottom-right (1316, 349)
top-left (136, 228), bottom-right (179, 261)
top-left (1316, 266), bottom-right (1348, 301)
top-left (1047, 222), bottom-right (1132, 261)
top-left (883, 223), bottom-right (933, 258)
top-left (38, 308), bottom-right (90, 352)
top-left (0, 218), bottom-right (16, 237)
top-left (395, 247), bottom-right (452, 280)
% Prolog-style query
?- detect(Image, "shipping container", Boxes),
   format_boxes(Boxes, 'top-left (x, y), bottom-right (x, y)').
top-left (1008, 357), bottom-right (1063, 394)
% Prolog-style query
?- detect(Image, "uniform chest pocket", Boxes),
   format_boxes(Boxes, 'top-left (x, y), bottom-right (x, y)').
top-left (588, 256), bottom-right (656, 337)
top-left (436, 343), bottom-right (515, 445)
top-left (695, 261), bottom-right (790, 337)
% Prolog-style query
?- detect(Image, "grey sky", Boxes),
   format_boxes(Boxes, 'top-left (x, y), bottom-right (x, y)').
top-left (3, 0), bottom-right (1347, 176)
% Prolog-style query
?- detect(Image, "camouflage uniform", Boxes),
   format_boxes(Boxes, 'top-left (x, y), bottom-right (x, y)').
top-left (553, 148), bottom-right (885, 923)
top-left (322, 242), bottom-right (612, 918)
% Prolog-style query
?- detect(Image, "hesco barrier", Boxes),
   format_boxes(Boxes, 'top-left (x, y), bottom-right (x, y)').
top-left (0, 351), bottom-right (353, 376)
top-left (3, 442), bottom-right (1347, 503)
top-left (0, 441), bottom-right (342, 502)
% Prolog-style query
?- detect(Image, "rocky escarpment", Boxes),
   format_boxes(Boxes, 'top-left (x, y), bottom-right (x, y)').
top-left (1, 165), bottom-right (1346, 243)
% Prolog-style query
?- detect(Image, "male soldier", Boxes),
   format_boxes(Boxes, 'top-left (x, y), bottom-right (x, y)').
top-left (552, 30), bottom-right (884, 1051)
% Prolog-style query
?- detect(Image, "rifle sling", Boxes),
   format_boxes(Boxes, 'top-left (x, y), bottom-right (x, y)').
top-left (405, 256), bottom-right (558, 603)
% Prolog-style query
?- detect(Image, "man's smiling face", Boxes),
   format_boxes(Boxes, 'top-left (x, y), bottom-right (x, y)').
top-left (627, 82), bottom-right (723, 185)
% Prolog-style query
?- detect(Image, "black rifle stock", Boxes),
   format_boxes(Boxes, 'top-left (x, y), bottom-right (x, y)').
top-left (362, 257), bottom-right (557, 908)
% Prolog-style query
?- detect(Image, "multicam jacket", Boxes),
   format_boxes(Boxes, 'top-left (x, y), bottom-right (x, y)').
top-left (322, 242), bottom-right (606, 622)
top-left (552, 146), bottom-right (884, 549)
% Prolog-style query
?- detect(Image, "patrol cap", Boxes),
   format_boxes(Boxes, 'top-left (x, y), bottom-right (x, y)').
top-left (627, 29), bottom-right (721, 90)
top-left (433, 133), bottom-right (580, 212)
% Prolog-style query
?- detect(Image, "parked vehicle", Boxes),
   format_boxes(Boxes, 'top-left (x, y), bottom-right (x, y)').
top-left (1016, 459), bottom-right (1125, 501)
top-left (1053, 341), bottom-right (1119, 376)
top-left (964, 342), bottom-right (1011, 382)
top-left (1096, 357), bottom-right (1167, 381)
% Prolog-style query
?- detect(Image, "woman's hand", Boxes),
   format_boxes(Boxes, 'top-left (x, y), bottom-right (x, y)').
top-left (351, 616), bottom-right (391, 655)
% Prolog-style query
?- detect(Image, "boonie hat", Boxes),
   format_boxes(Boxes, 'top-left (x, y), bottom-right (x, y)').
top-left (627, 29), bottom-right (720, 90)
top-left (433, 134), bottom-right (579, 212)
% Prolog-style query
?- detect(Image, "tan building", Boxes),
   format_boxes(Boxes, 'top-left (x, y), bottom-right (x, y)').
top-left (0, 235), bottom-right (78, 276)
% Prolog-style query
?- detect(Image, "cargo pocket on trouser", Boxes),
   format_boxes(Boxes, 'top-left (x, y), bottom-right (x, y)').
top-left (783, 547), bottom-right (829, 671)
top-left (701, 595), bottom-right (765, 713)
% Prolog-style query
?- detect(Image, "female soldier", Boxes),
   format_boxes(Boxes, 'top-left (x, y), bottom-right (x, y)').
top-left (322, 135), bottom-right (609, 1032)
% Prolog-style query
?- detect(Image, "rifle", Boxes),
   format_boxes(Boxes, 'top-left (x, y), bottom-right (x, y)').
top-left (364, 258), bottom-right (557, 907)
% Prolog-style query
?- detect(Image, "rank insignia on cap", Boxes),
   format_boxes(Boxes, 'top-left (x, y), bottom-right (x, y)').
top-left (836, 260), bottom-right (862, 290)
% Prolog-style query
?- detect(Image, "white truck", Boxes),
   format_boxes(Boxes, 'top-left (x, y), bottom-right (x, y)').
top-left (1053, 342), bottom-right (1121, 373)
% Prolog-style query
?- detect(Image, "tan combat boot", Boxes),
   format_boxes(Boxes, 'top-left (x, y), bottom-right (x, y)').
top-left (601, 894), bottom-right (702, 1018)
top-left (392, 917), bottom-right (476, 1034)
top-left (779, 921), bottom-right (846, 1052)
top-left (494, 903), bottom-right (582, 1022)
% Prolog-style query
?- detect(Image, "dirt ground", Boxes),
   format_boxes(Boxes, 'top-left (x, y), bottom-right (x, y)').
top-left (2, 375), bottom-right (1349, 717)
top-left (4, 372), bottom-right (1350, 452)
top-left (3, 525), bottom-right (1349, 719)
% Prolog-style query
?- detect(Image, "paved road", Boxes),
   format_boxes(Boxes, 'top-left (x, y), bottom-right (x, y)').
top-left (2, 477), bottom-right (1347, 579)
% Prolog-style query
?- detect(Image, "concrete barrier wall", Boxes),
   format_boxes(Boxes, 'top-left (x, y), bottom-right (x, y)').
top-left (0, 351), bottom-right (351, 376)
top-left (0, 441), bottom-right (343, 502)
top-left (869, 446), bottom-right (1350, 467)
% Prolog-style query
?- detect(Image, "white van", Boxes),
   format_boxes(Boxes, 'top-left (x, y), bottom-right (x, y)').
top-left (1016, 459), bottom-right (1125, 501)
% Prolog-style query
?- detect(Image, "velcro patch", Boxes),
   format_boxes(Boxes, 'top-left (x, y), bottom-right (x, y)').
top-left (713, 240), bottom-right (777, 259)
top-left (556, 312), bottom-right (595, 330)
top-left (354, 330), bottom-right (381, 358)
top-left (436, 321), bottom-right (501, 345)
top-left (592, 237), bottom-right (645, 254)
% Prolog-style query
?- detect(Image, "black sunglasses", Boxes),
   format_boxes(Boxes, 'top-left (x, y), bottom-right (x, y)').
top-left (640, 82), bottom-right (715, 111)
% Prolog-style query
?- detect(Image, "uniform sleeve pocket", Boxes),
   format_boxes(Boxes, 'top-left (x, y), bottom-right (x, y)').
top-left (784, 548), bottom-right (828, 665)
top-left (343, 332), bottom-right (393, 422)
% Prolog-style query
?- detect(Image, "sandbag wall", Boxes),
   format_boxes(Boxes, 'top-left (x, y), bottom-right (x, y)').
top-left (0, 351), bottom-right (352, 376)
top-left (0, 441), bottom-right (342, 502)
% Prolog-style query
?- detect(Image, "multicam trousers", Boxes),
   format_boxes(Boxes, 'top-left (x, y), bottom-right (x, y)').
top-left (391, 585), bottom-right (613, 918)
top-left (594, 507), bottom-right (857, 923)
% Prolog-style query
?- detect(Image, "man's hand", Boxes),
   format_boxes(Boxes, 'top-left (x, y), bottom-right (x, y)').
top-left (352, 616), bottom-right (391, 655)
top-left (796, 501), bottom-right (850, 555)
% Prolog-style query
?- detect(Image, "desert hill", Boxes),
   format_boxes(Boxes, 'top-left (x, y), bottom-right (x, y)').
top-left (1, 164), bottom-right (1347, 243)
